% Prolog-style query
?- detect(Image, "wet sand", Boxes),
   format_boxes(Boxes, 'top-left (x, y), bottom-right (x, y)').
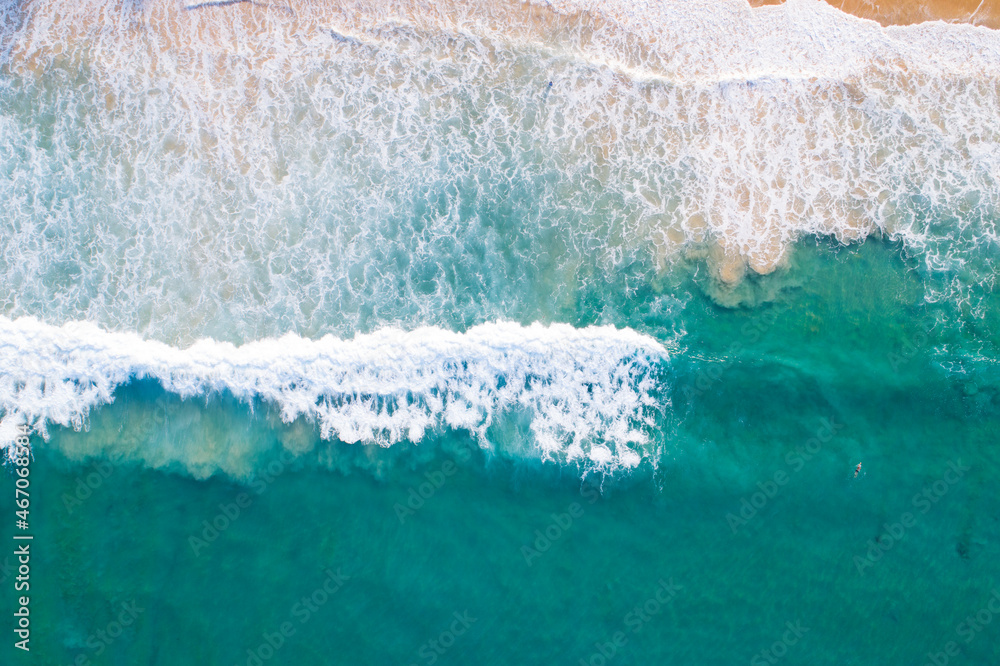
top-left (750, 0), bottom-right (1000, 30)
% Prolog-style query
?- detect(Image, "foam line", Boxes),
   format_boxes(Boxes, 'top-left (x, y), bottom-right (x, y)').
top-left (0, 317), bottom-right (667, 469)
top-left (2, 0), bottom-right (998, 338)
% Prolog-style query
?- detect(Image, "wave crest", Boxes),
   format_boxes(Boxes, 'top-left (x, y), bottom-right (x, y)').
top-left (0, 317), bottom-right (668, 470)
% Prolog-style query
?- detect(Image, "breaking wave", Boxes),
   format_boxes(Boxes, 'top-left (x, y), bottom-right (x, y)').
top-left (0, 0), bottom-right (998, 346)
top-left (0, 317), bottom-right (668, 470)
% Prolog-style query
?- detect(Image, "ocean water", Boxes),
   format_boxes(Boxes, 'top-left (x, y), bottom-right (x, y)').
top-left (1, 0), bottom-right (999, 664)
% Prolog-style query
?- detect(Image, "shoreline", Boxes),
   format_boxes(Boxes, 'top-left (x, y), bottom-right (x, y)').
top-left (2, 0), bottom-right (997, 290)
top-left (749, 0), bottom-right (1000, 30)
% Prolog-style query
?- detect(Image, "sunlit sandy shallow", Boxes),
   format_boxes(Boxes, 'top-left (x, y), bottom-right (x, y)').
top-left (2, 0), bottom-right (998, 321)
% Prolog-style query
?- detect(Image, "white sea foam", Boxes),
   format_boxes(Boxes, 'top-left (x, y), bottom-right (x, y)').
top-left (0, 317), bottom-right (667, 469)
top-left (1, 0), bottom-right (997, 342)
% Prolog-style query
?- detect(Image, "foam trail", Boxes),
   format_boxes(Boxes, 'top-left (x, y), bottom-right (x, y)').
top-left (2, 0), bottom-right (999, 339)
top-left (0, 317), bottom-right (667, 470)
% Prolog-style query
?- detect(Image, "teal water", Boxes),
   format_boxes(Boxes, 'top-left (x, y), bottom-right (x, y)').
top-left (3, 238), bottom-right (999, 665)
top-left (3, 1), bottom-right (1000, 664)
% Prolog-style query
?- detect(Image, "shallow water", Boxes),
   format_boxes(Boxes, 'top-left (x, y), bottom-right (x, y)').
top-left (1, 1), bottom-right (999, 664)
top-left (2, 238), bottom-right (999, 665)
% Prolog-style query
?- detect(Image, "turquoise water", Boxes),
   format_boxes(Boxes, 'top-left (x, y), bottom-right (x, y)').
top-left (3, 239), bottom-right (1000, 664)
top-left (2, 0), bottom-right (1000, 664)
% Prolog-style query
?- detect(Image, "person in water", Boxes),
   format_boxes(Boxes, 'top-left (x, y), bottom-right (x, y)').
top-left (854, 462), bottom-right (862, 478)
